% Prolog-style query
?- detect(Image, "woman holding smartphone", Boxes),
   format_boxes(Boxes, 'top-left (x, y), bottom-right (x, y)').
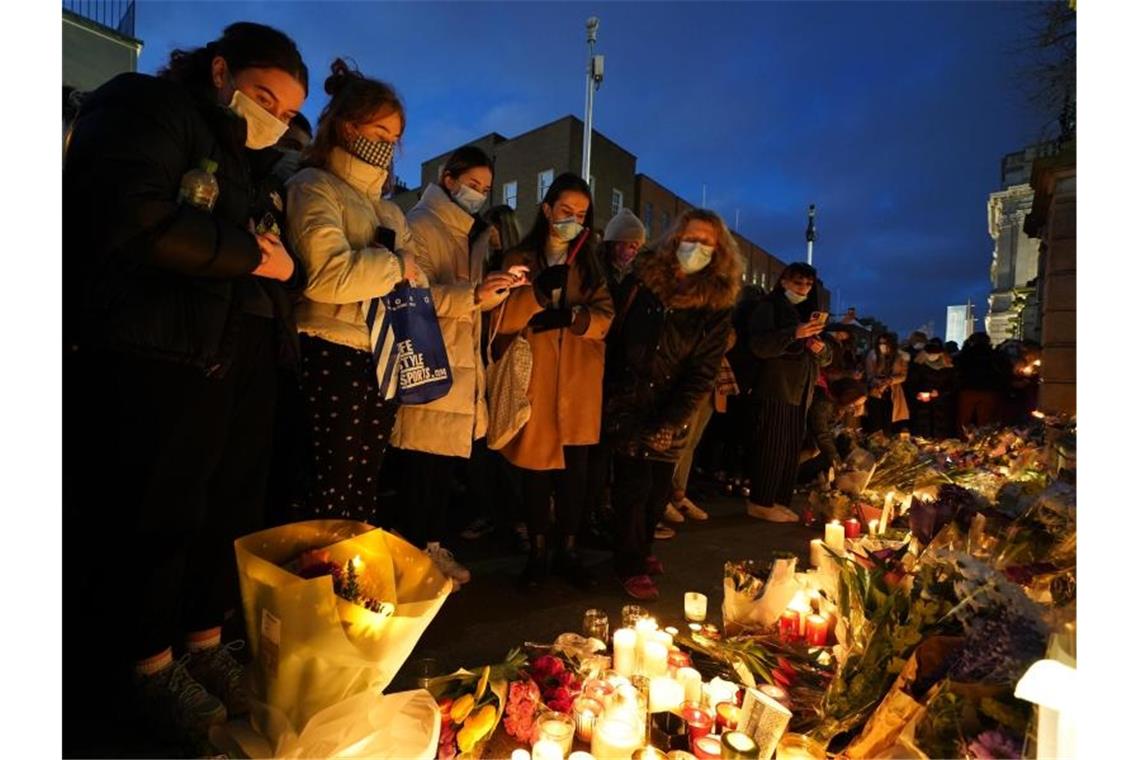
top-left (490, 173), bottom-right (614, 590)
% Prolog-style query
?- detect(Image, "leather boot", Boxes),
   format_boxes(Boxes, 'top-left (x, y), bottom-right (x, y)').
top-left (518, 534), bottom-right (548, 591)
top-left (554, 534), bottom-right (598, 590)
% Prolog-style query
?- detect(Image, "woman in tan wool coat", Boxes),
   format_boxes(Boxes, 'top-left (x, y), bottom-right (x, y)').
top-left (490, 173), bottom-right (614, 591)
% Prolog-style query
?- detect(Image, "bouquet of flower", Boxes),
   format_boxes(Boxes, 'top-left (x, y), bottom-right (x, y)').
top-left (502, 678), bottom-right (542, 742)
top-left (428, 648), bottom-right (528, 759)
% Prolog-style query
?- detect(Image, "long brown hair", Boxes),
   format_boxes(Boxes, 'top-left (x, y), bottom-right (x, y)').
top-left (303, 58), bottom-right (405, 170)
top-left (159, 22), bottom-right (308, 96)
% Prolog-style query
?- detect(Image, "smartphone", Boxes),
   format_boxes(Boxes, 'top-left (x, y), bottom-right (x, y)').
top-left (811, 311), bottom-right (829, 325)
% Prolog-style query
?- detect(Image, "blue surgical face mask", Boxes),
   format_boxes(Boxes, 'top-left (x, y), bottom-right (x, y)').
top-left (450, 183), bottom-right (486, 215)
top-left (676, 240), bottom-right (714, 274)
top-left (552, 218), bottom-right (584, 242)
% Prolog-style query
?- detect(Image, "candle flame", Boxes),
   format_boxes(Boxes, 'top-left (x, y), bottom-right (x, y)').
top-left (1032, 410), bottom-right (1046, 419)
top-left (352, 554), bottom-right (363, 570)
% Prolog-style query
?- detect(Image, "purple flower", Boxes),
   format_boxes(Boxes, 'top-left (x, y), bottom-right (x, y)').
top-left (966, 729), bottom-right (1022, 759)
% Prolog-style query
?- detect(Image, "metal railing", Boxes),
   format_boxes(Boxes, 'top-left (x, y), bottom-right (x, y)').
top-left (63, 0), bottom-right (136, 39)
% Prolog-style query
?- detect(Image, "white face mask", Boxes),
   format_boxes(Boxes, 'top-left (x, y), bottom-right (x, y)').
top-left (878, 344), bottom-right (891, 355)
top-left (450, 183), bottom-right (487, 215)
top-left (785, 288), bottom-right (808, 305)
top-left (228, 88), bottom-right (288, 150)
top-left (676, 240), bottom-right (714, 273)
top-left (551, 218), bottom-right (584, 242)
top-left (913, 342), bottom-right (926, 351)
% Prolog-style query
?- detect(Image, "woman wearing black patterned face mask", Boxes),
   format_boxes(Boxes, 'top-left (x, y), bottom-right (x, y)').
top-left (64, 21), bottom-right (307, 745)
top-left (285, 60), bottom-right (426, 533)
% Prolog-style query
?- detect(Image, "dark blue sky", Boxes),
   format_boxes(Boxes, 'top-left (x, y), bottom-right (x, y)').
top-left (135, 1), bottom-right (1047, 336)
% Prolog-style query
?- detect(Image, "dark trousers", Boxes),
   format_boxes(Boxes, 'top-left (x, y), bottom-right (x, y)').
top-left (66, 315), bottom-right (277, 662)
top-left (585, 441), bottom-right (613, 518)
top-left (957, 389), bottom-right (1002, 435)
top-left (298, 335), bottom-right (397, 526)
top-left (611, 455), bottom-right (676, 577)
top-left (863, 395), bottom-right (893, 435)
top-left (398, 449), bottom-right (460, 546)
top-left (749, 397), bottom-right (806, 508)
top-left (518, 445), bottom-right (590, 540)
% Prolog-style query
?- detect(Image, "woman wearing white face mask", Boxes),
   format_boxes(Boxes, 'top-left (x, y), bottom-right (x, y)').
top-left (743, 262), bottom-right (832, 523)
top-left (602, 209), bottom-right (741, 599)
top-left (64, 21), bottom-right (307, 741)
top-left (490, 173), bottom-right (614, 591)
top-left (285, 60), bottom-right (426, 531)
top-left (388, 145), bottom-right (526, 586)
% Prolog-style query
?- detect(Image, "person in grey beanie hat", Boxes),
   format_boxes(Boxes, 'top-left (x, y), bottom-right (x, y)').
top-left (601, 208), bottom-right (647, 298)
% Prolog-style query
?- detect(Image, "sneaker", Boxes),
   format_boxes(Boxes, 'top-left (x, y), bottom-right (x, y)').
top-left (773, 504), bottom-right (800, 522)
top-left (621, 574), bottom-right (660, 601)
top-left (747, 504), bottom-right (800, 523)
top-left (186, 641), bottom-right (251, 717)
top-left (426, 542), bottom-right (471, 585)
top-left (663, 503), bottom-right (686, 523)
top-left (460, 517), bottom-right (495, 541)
top-left (645, 555), bottom-right (665, 576)
top-left (136, 656), bottom-right (227, 744)
top-left (678, 497), bottom-right (709, 521)
top-left (654, 523), bottom-right (676, 540)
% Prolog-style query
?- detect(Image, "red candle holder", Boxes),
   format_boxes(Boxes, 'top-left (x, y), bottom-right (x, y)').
top-left (693, 733), bottom-right (723, 760)
top-left (682, 702), bottom-right (714, 748)
top-left (715, 702), bottom-right (740, 732)
top-left (778, 609), bottom-right (801, 642)
top-left (668, 649), bottom-right (692, 673)
top-left (844, 518), bottom-right (861, 539)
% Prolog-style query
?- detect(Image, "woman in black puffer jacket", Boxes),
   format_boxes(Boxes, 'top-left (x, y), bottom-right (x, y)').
top-left (63, 22), bottom-right (308, 740)
top-left (603, 209), bottom-right (741, 600)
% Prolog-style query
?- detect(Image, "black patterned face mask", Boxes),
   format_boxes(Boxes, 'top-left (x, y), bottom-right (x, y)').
top-left (346, 134), bottom-right (394, 168)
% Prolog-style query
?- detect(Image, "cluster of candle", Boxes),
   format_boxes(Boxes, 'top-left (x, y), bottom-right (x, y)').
top-left (778, 589), bottom-right (830, 647)
top-left (612, 617), bottom-right (681, 678)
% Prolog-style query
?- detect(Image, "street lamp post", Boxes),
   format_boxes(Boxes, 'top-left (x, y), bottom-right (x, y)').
top-left (581, 17), bottom-right (604, 181)
top-left (805, 204), bottom-right (817, 265)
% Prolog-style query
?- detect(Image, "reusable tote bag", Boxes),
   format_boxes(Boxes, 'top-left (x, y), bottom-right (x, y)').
top-left (484, 297), bottom-right (532, 450)
top-left (364, 282), bottom-right (453, 405)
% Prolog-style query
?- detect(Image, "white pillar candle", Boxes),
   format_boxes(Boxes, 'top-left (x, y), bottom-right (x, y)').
top-left (684, 591), bottom-right (708, 622)
top-left (824, 520), bottom-right (846, 555)
top-left (648, 676), bottom-right (685, 713)
top-left (703, 677), bottom-right (739, 710)
top-left (591, 717), bottom-right (641, 760)
top-left (809, 539), bottom-right (825, 568)
top-left (642, 640), bottom-right (669, 678)
top-left (512, 750), bottom-right (532, 760)
top-left (676, 666), bottom-right (703, 705)
top-left (868, 519), bottom-right (879, 535)
top-left (654, 629), bottom-right (674, 650)
top-left (533, 739), bottom-right (565, 760)
top-left (634, 618), bottom-right (658, 675)
top-left (787, 591), bottom-right (812, 637)
top-left (568, 753), bottom-right (597, 760)
top-left (613, 628), bottom-right (637, 677)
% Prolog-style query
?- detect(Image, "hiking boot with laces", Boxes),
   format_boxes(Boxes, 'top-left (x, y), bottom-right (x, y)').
top-left (426, 542), bottom-right (471, 586)
top-left (135, 656), bottom-right (227, 744)
top-left (186, 641), bottom-right (251, 717)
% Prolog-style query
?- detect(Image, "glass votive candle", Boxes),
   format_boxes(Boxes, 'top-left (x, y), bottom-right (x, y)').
top-left (573, 696), bottom-right (604, 743)
top-left (568, 753), bottom-right (595, 760)
top-left (774, 732), bottom-right (828, 760)
top-left (512, 750), bottom-right (532, 760)
top-left (714, 703), bottom-right (740, 733)
top-left (668, 752), bottom-right (698, 760)
top-left (622, 604), bottom-right (649, 628)
top-left (667, 649), bottom-right (692, 674)
top-left (535, 711), bottom-right (575, 757)
top-left (681, 701), bottom-right (713, 746)
top-left (757, 684), bottom-right (790, 707)
top-left (583, 608), bottom-right (611, 643)
top-left (632, 748), bottom-right (668, 760)
top-left (684, 592), bottom-right (708, 622)
top-left (720, 731), bottom-right (759, 760)
top-left (592, 717), bottom-right (642, 760)
top-left (583, 677), bottom-right (616, 703)
top-left (692, 734), bottom-right (723, 760)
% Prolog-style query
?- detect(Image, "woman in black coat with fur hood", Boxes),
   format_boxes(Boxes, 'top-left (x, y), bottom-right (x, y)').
top-left (603, 209), bottom-right (741, 600)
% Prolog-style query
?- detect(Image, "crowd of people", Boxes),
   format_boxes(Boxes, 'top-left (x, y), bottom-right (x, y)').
top-left (60, 22), bottom-right (1045, 747)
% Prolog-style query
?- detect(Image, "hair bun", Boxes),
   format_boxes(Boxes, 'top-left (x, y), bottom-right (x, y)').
top-left (325, 57), bottom-right (361, 96)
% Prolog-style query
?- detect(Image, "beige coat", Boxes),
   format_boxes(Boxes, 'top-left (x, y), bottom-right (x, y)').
top-left (866, 350), bottom-right (911, 422)
top-left (285, 147), bottom-right (417, 351)
top-left (390, 184), bottom-right (506, 458)
top-left (491, 247), bottom-right (614, 470)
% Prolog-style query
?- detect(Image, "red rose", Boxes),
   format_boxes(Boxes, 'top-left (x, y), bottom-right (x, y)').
top-left (557, 670), bottom-right (577, 688)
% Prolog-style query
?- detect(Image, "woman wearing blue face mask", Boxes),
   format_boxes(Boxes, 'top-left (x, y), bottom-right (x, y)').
top-left (602, 209), bottom-right (741, 600)
top-left (490, 173), bottom-right (614, 590)
top-left (64, 21), bottom-right (307, 744)
top-left (285, 60), bottom-right (427, 532)
top-left (389, 145), bottom-right (525, 586)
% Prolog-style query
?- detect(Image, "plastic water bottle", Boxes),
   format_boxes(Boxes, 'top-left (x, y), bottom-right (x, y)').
top-left (179, 158), bottom-right (219, 211)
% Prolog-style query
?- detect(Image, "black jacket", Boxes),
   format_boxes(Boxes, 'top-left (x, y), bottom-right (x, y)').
top-left (745, 290), bottom-right (831, 407)
top-left (63, 73), bottom-right (303, 376)
top-left (603, 250), bottom-right (737, 462)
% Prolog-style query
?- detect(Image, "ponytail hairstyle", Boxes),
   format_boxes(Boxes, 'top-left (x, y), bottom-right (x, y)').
top-left (304, 58), bottom-right (405, 170)
top-left (515, 172), bottom-right (604, 293)
top-left (439, 144), bottom-right (494, 189)
top-left (159, 22), bottom-right (308, 97)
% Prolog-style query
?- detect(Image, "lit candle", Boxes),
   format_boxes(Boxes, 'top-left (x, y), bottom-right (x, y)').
top-left (584, 678), bottom-right (615, 704)
top-left (668, 649), bottom-right (691, 675)
top-left (757, 684), bottom-right (789, 707)
top-left (614, 628), bottom-right (638, 677)
top-left (824, 520), bottom-right (845, 554)
top-left (631, 747), bottom-right (668, 760)
top-left (670, 752), bottom-right (698, 760)
top-left (844, 517), bottom-right (861, 539)
top-left (774, 732), bottom-right (827, 760)
top-left (805, 614), bottom-right (828, 647)
top-left (684, 592), bottom-right (708, 622)
top-left (643, 641), bottom-right (669, 678)
top-left (778, 609), bottom-right (800, 642)
top-left (868, 519), bottom-right (879, 535)
top-left (533, 739), bottom-right (565, 760)
top-left (649, 677), bottom-right (685, 713)
top-left (692, 734), bottom-right (723, 760)
top-left (568, 753), bottom-right (597, 760)
top-left (787, 591), bottom-right (812, 636)
top-left (635, 618), bottom-right (659, 675)
top-left (682, 701), bottom-right (714, 745)
top-left (664, 626), bottom-right (680, 637)
top-left (591, 717), bottom-right (641, 760)
top-left (655, 629), bottom-right (674, 650)
top-left (536, 712), bottom-right (575, 757)
top-left (714, 702), bottom-right (740, 732)
top-left (703, 679), bottom-right (738, 712)
top-left (808, 539), bottom-right (824, 568)
top-left (688, 623), bottom-right (703, 634)
top-left (675, 667), bottom-right (703, 705)
top-left (512, 750), bottom-right (532, 760)
top-left (720, 731), bottom-right (759, 760)
top-left (574, 696), bottom-right (604, 743)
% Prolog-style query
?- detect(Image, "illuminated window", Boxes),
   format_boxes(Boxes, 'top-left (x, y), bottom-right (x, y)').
top-left (611, 189), bottom-right (623, 216)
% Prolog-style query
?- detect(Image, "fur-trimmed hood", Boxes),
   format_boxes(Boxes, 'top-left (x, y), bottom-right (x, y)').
top-left (635, 244), bottom-right (742, 311)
